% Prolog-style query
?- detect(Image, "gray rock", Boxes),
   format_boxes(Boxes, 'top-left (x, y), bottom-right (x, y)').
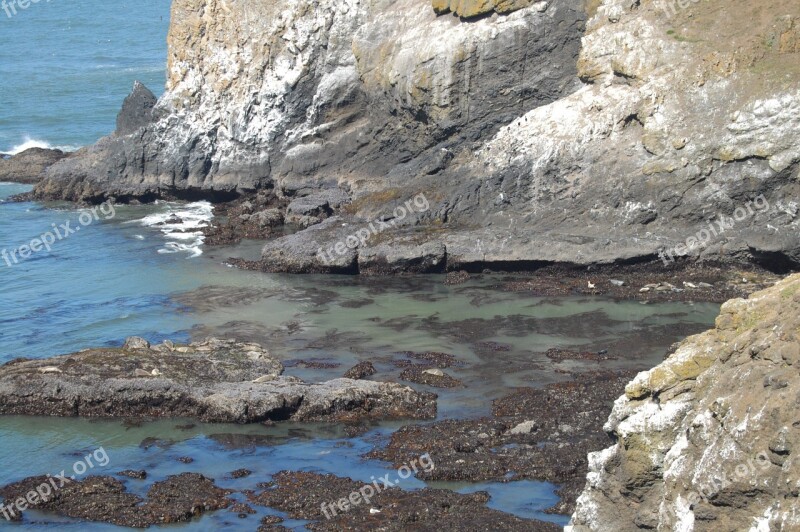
top-left (123, 336), bottom-right (151, 350)
top-left (261, 216), bottom-right (361, 273)
top-left (115, 81), bottom-right (157, 136)
top-left (359, 241), bottom-right (446, 275)
top-left (0, 339), bottom-right (436, 423)
top-left (0, 148), bottom-right (68, 184)
top-left (507, 420), bottom-right (538, 435)
top-left (285, 189), bottom-right (350, 226)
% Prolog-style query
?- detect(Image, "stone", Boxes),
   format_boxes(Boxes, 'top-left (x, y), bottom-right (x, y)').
top-left (0, 339), bottom-right (436, 423)
top-left (0, 148), bottom-right (67, 184)
top-left (343, 361), bottom-right (377, 380)
top-left (508, 420), bottom-right (537, 435)
top-left (123, 337), bottom-right (150, 350)
top-left (115, 81), bottom-right (157, 136)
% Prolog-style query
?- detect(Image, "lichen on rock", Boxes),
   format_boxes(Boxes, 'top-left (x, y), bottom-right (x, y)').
top-left (568, 273), bottom-right (800, 531)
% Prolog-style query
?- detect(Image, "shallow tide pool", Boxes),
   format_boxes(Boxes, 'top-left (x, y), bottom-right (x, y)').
top-left (0, 184), bottom-right (721, 529)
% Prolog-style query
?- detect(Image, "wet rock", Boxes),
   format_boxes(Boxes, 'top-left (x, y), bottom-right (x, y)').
top-left (343, 361), bottom-right (376, 380)
top-left (0, 338), bottom-right (436, 423)
top-left (0, 473), bottom-right (233, 527)
top-left (203, 192), bottom-right (287, 246)
top-left (230, 469), bottom-right (252, 479)
top-left (247, 471), bottom-right (561, 531)
top-left (0, 147), bottom-right (68, 184)
top-left (399, 367), bottom-right (463, 388)
top-left (371, 370), bottom-right (637, 515)
top-left (118, 470), bottom-right (148, 480)
top-left (400, 351), bottom-right (460, 368)
top-left (230, 502), bottom-right (257, 516)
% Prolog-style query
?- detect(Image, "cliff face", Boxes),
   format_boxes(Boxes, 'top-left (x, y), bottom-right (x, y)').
top-left (36, 0), bottom-right (584, 199)
top-left (34, 0), bottom-right (800, 269)
top-left (568, 274), bottom-right (800, 531)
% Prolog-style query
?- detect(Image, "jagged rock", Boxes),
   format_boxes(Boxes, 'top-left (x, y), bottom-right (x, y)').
top-left (568, 273), bottom-right (800, 531)
top-left (0, 148), bottom-right (68, 184)
top-left (115, 81), bottom-right (157, 136)
top-left (0, 339), bottom-right (436, 423)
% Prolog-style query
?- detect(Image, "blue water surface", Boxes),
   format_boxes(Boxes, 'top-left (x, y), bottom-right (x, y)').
top-left (0, 0), bottom-right (170, 153)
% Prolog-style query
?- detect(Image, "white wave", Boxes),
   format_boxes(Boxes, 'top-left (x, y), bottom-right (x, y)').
top-left (131, 201), bottom-right (213, 258)
top-left (5, 137), bottom-right (81, 155)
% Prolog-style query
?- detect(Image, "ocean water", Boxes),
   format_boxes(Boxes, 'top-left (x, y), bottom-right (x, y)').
top-left (0, 0), bottom-right (171, 154)
top-left (0, 3), bottom-right (725, 529)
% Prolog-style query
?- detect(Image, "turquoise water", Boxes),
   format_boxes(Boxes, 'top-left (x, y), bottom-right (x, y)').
top-left (0, 0), bottom-right (170, 153)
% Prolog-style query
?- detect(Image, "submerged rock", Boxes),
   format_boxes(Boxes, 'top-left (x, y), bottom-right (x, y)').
top-left (0, 338), bottom-right (436, 423)
top-left (569, 274), bottom-right (800, 531)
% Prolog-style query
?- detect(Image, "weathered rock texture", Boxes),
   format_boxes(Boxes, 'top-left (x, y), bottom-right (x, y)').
top-left (0, 148), bottom-right (68, 184)
top-left (0, 338), bottom-right (436, 423)
top-left (568, 273), bottom-right (800, 531)
top-left (33, 0), bottom-right (800, 270)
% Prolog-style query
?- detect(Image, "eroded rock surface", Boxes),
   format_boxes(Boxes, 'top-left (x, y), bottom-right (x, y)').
top-left (568, 274), bottom-right (800, 531)
top-left (0, 147), bottom-right (68, 184)
top-left (0, 338), bottom-right (436, 423)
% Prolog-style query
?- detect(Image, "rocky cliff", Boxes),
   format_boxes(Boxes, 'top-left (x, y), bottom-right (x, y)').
top-left (568, 273), bottom-right (800, 531)
top-left (33, 0), bottom-right (800, 270)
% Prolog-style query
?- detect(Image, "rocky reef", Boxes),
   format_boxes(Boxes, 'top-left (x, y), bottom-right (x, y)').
top-left (0, 337), bottom-right (436, 423)
top-left (568, 273), bottom-right (800, 531)
top-left (29, 0), bottom-right (800, 271)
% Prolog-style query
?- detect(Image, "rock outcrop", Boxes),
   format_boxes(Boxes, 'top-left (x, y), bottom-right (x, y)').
top-left (0, 148), bottom-right (68, 184)
top-left (32, 0), bottom-right (800, 270)
top-left (0, 338), bottom-right (436, 423)
top-left (568, 273), bottom-right (800, 531)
